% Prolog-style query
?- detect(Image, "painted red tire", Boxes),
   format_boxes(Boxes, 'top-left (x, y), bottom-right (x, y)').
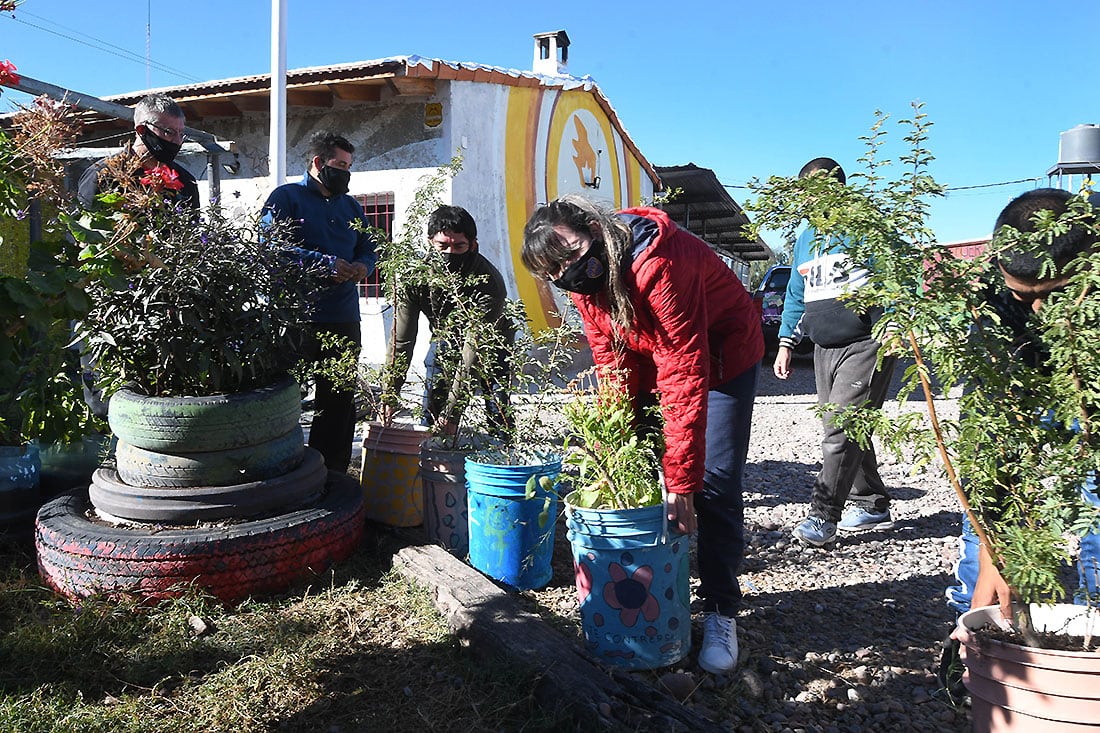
top-left (89, 447), bottom-right (327, 523)
top-left (114, 427), bottom-right (306, 488)
top-left (108, 377), bottom-right (301, 453)
top-left (35, 471), bottom-right (364, 605)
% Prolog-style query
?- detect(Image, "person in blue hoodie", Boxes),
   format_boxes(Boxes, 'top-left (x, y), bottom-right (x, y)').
top-left (264, 131), bottom-right (377, 473)
top-left (772, 157), bottom-right (897, 547)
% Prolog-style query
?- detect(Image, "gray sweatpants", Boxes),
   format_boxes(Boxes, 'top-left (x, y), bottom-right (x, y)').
top-left (809, 337), bottom-right (896, 522)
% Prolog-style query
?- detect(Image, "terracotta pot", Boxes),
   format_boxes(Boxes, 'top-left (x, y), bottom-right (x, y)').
top-left (956, 603), bottom-right (1100, 732)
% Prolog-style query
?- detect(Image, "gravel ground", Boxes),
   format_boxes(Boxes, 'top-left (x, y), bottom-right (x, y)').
top-left (522, 354), bottom-right (972, 732)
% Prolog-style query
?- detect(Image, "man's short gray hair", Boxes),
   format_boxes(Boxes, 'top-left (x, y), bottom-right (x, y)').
top-left (134, 93), bottom-right (185, 127)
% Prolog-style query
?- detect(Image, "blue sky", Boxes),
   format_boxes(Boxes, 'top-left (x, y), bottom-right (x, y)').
top-left (2, 0), bottom-right (1096, 246)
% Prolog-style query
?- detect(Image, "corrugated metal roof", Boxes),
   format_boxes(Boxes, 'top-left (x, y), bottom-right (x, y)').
top-left (655, 163), bottom-right (772, 262)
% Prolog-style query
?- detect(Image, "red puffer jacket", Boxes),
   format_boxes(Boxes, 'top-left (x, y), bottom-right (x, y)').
top-left (571, 207), bottom-right (763, 495)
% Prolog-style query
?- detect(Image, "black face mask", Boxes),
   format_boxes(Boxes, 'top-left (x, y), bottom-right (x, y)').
top-left (139, 127), bottom-right (181, 164)
top-left (552, 240), bottom-right (608, 295)
top-left (317, 165), bottom-right (351, 196)
top-left (444, 251), bottom-right (471, 273)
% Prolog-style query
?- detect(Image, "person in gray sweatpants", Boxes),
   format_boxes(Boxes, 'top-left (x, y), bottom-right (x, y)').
top-left (772, 157), bottom-right (896, 547)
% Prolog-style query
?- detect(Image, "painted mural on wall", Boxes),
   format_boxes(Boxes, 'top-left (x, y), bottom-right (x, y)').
top-left (504, 85), bottom-right (650, 332)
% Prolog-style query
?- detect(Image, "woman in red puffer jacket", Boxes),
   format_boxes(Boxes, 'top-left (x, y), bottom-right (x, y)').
top-left (521, 195), bottom-right (762, 674)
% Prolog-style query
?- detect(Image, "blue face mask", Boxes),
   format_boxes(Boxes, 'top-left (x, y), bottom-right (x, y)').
top-left (552, 239), bottom-right (608, 295)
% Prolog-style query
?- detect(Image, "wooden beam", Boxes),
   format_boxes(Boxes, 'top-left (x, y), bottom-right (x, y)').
top-left (393, 545), bottom-right (724, 732)
top-left (287, 88), bottom-right (333, 107)
top-left (388, 77), bottom-right (437, 97)
top-left (187, 99), bottom-right (242, 119)
top-left (334, 83), bottom-right (382, 102)
top-left (233, 94), bottom-right (269, 112)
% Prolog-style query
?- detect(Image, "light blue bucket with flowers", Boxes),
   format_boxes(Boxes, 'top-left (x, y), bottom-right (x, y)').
top-left (465, 451), bottom-right (561, 590)
top-left (565, 496), bottom-right (690, 670)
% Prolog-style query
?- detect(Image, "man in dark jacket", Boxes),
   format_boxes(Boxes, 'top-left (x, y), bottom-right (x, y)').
top-left (383, 205), bottom-right (512, 437)
top-left (77, 93), bottom-right (199, 209)
top-left (263, 131), bottom-right (377, 473)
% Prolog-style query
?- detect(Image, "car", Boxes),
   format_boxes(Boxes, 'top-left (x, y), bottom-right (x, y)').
top-left (751, 265), bottom-right (813, 355)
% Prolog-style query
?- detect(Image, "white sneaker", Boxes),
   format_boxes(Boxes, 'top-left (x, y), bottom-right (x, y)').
top-left (698, 612), bottom-right (739, 673)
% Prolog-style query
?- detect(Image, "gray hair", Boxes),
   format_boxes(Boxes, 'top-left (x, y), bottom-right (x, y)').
top-left (134, 93), bottom-right (184, 127)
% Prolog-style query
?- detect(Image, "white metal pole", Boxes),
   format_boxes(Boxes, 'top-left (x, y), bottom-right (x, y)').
top-left (269, 0), bottom-right (287, 187)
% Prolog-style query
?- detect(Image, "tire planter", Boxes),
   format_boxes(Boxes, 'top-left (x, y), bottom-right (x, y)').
top-left (36, 470), bottom-right (364, 605)
top-left (957, 603), bottom-right (1100, 732)
top-left (466, 452), bottom-right (561, 590)
top-left (114, 427), bottom-right (305, 488)
top-left (89, 447), bottom-right (327, 523)
top-left (360, 422), bottom-right (429, 527)
top-left (0, 443), bottom-right (41, 532)
top-left (565, 495), bottom-right (690, 670)
top-left (108, 377), bottom-right (301, 453)
top-left (420, 440), bottom-right (471, 556)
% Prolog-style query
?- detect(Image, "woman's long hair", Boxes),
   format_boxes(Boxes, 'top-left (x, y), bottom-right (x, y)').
top-left (521, 194), bottom-right (636, 332)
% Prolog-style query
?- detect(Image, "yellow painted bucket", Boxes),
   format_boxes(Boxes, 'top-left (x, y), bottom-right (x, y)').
top-left (360, 422), bottom-right (429, 527)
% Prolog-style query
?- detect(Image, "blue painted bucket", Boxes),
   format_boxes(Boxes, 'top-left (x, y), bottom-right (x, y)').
top-left (566, 497), bottom-right (691, 669)
top-left (0, 443), bottom-right (42, 531)
top-left (465, 453), bottom-right (561, 590)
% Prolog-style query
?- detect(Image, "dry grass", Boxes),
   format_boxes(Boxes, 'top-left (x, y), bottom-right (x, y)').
top-left (0, 532), bottom-right (571, 733)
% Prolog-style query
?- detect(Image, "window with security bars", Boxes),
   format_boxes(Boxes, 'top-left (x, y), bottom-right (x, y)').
top-left (355, 192), bottom-right (395, 298)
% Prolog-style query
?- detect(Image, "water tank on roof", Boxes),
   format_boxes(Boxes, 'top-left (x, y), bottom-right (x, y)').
top-left (1059, 124), bottom-right (1100, 165)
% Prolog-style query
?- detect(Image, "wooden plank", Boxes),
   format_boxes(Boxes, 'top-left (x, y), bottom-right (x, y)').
top-left (389, 77), bottom-right (437, 97)
top-left (392, 544), bottom-right (724, 732)
top-left (287, 88), bottom-right (333, 107)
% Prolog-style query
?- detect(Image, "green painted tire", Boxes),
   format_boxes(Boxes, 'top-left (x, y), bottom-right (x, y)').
top-left (108, 376), bottom-right (301, 453)
top-left (89, 447), bottom-right (327, 523)
top-left (115, 427), bottom-right (305, 488)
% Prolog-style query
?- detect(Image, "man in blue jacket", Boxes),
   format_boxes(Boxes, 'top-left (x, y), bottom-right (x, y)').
top-left (773, 157), bottom-right (897, 547)
top-left (264, 131), bottom-right (377, 473)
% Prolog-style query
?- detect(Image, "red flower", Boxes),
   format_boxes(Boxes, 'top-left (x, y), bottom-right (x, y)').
top-left (602, 562), bottom-right (660, 627)
top-left (139, 164), bottom-right (184, 192)
top-left (0, 60), bottom-right (19, 87)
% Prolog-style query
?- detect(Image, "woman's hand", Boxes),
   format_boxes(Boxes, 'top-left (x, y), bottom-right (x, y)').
top-left (666, 492), bottom-right (697, 535)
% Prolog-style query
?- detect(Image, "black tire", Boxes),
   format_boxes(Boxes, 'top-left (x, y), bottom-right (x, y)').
top-left (89, 447), bottom-right (327, 523)
top-left (36, 471), bottom-right (364, 604)
top-left (108, 377), bottom-right (301, 453)
top-left (114, 427), bottom-right (305, 488)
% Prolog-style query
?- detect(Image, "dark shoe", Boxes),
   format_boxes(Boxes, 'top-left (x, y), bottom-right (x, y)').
top-left (935, 632), bottom-right (969, 706)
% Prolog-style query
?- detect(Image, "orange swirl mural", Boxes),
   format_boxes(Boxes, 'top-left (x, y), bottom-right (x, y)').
top-left (504, 85), bottom-right (647, 332)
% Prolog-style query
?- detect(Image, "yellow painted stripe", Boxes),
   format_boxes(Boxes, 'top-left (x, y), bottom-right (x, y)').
top-left (504, 86), bottom-right (552, 332)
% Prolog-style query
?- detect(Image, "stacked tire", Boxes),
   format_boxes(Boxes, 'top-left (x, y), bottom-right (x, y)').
top-left (35, 377), bottom-right (364, 603)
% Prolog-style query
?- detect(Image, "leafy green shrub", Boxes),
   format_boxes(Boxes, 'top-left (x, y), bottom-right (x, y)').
top-left (560, 369), bottom-right (663, 510)
top-left (71, 157), bottom-right (328, 397)
top-left (748, 105), bottom-right (1100, 639)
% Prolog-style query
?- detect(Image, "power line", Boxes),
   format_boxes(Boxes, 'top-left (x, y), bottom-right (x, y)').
top-left (944, 177), bottom-right (1041, 192)
top-left (6, 11), bottom-right (201, 84)
top-left (723, 176), bottom-right (1046, 193)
